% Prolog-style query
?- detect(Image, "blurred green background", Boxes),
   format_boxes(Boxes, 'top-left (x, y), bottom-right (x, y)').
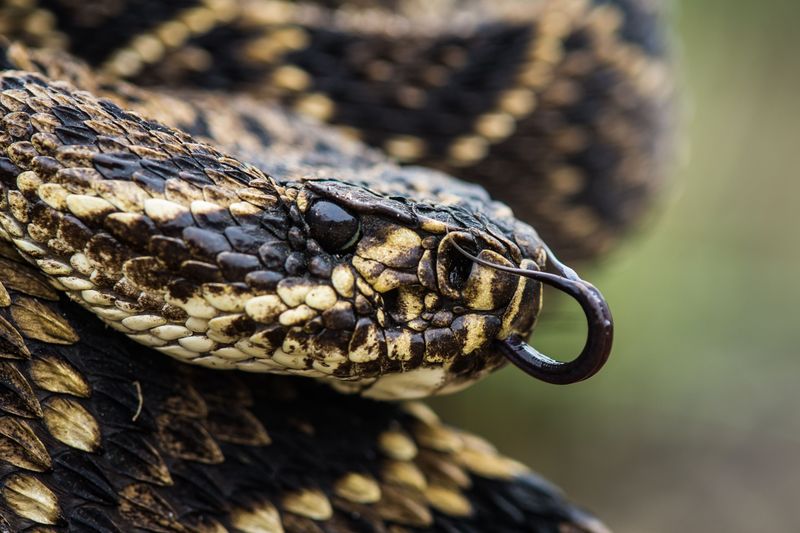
top-left (431, 1), bottom-right (800, 531)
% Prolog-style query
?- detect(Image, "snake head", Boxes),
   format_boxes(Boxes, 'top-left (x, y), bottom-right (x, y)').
top-left (272, 178), bottom-right (555, 398)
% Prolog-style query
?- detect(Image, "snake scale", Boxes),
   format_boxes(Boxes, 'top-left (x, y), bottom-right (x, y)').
top-left (0, 0), bottom-right (671, 531)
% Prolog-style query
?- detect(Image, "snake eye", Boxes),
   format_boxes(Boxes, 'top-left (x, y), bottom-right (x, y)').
top-left (306, 200), bottom-right (361, 253)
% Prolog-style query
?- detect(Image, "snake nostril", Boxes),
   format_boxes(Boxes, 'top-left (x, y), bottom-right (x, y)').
top-left (436, 232), bottom-right (478, 298)
top-left (447, 252), bottom-right (473, 291)
top-left (442, 236), bottom-right (521, 311)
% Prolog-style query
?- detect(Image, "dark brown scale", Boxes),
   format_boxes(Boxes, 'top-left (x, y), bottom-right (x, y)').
top-left (28, 200), bottom-right (60, 233)
top-left (250, 323), bottom-right (287, 353)
top-left (423, 327), bottom-right (460, 361)
top-left (0, 359), bottom-right (42, 417)
top-left (244, 270), bottom-right (283, 291)
top-left (53, 451), bottom-right (118, 503)
top-left (214, 166), bottom-right (254, 187)
top-left (156, 412), bottom-right (225, 464)
top-left (57, 214), bottom-right (95, 252)
top-left (161, 302), bottom-right (188, 322)
top-left (206, 404), bottom-right (271, 446)
top-left (148, 235), bottom-right (191, 269)
top-left (322, 304), bottom-right (356, 331)
top-left (217, 251), bottom-right (261, 280)
top-left (308, 253), bottom-right (333, 278)
top-left (217, 314), bottom-right (256, 338)
top-left (85, 233), bottom-right (130, 274)
top-left (122, 256), bottom-right (174, 290)
top-left (131, 168), bottom-right (167, 195)
top-left (0, 156), bottom-right (20, 183)
top-left (152, 210), bottom-right (196, 238)
top-left (139, 157), bottom-right (179, 180)
top-left (287, 225), bottom-right (307, 250)
top-left (169, 153), bottom-right (205, 173)
top-left (182, 226), bottom-right (233, 260)
top-left (92, 151), bottom-right (143, 181)
top-left (224, 224), bottom-right (272, 254)
top-left (179, 259), bottom-right (224, 283)
top-left (350, 317), bottom-right (386, 353)
top-left (191, 204), bottom-right (236, 230)
top-left (354, 295), bottom-right (373, 315)
top-left (163, 278), bottom-right (197, 304)
top-left (448, 346), bottom-right (496, 378)
top-left (283, 250), bottom-right (306, 275)
top-left (259, 211), bottom-right (290, 240)
top-left (431, 310), bottom-right (454, 328)
top-left (303, 317), bottom-right (325, 336)
top-left (176, 169), bottom-right (213, 189)
top-left (53, 124), bottom-right (94, 147)
top-left (0, 315), bottom-right (30, 358)
top-left (51, 104), bottom-right (90, 124)
top-left (104, 212), bottom-right (159, 248)
top-left (258, 240), bottom-right (290, 269)
top-left (31, 154), bottom-right (60, 177)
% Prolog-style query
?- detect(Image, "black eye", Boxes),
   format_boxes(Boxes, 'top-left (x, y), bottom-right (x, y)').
top-left (306, 200), bottom-right (361, 253)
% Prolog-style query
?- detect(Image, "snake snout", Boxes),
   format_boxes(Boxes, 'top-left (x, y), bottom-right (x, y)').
top-left (449, 240), bottom-right (614, 385)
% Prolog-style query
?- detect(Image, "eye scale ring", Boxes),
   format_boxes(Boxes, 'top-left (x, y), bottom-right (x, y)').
top-left (306, 200), bottom-right (361, 253)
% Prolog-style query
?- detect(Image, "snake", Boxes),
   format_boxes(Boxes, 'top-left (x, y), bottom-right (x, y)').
top-left (0, 0), bottom-right (671, 531)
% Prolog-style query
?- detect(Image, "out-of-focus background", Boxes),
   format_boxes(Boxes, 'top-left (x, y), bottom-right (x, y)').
top-left (431, 1), bottom-right (800, 531)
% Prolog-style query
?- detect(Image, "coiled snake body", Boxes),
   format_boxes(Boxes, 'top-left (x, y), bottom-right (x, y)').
top-left (0, 0), bottom-right (670, 531)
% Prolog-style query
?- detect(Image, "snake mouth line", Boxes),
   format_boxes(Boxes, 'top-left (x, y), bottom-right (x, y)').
top-left (449, 239), bottom-right (614, 385)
